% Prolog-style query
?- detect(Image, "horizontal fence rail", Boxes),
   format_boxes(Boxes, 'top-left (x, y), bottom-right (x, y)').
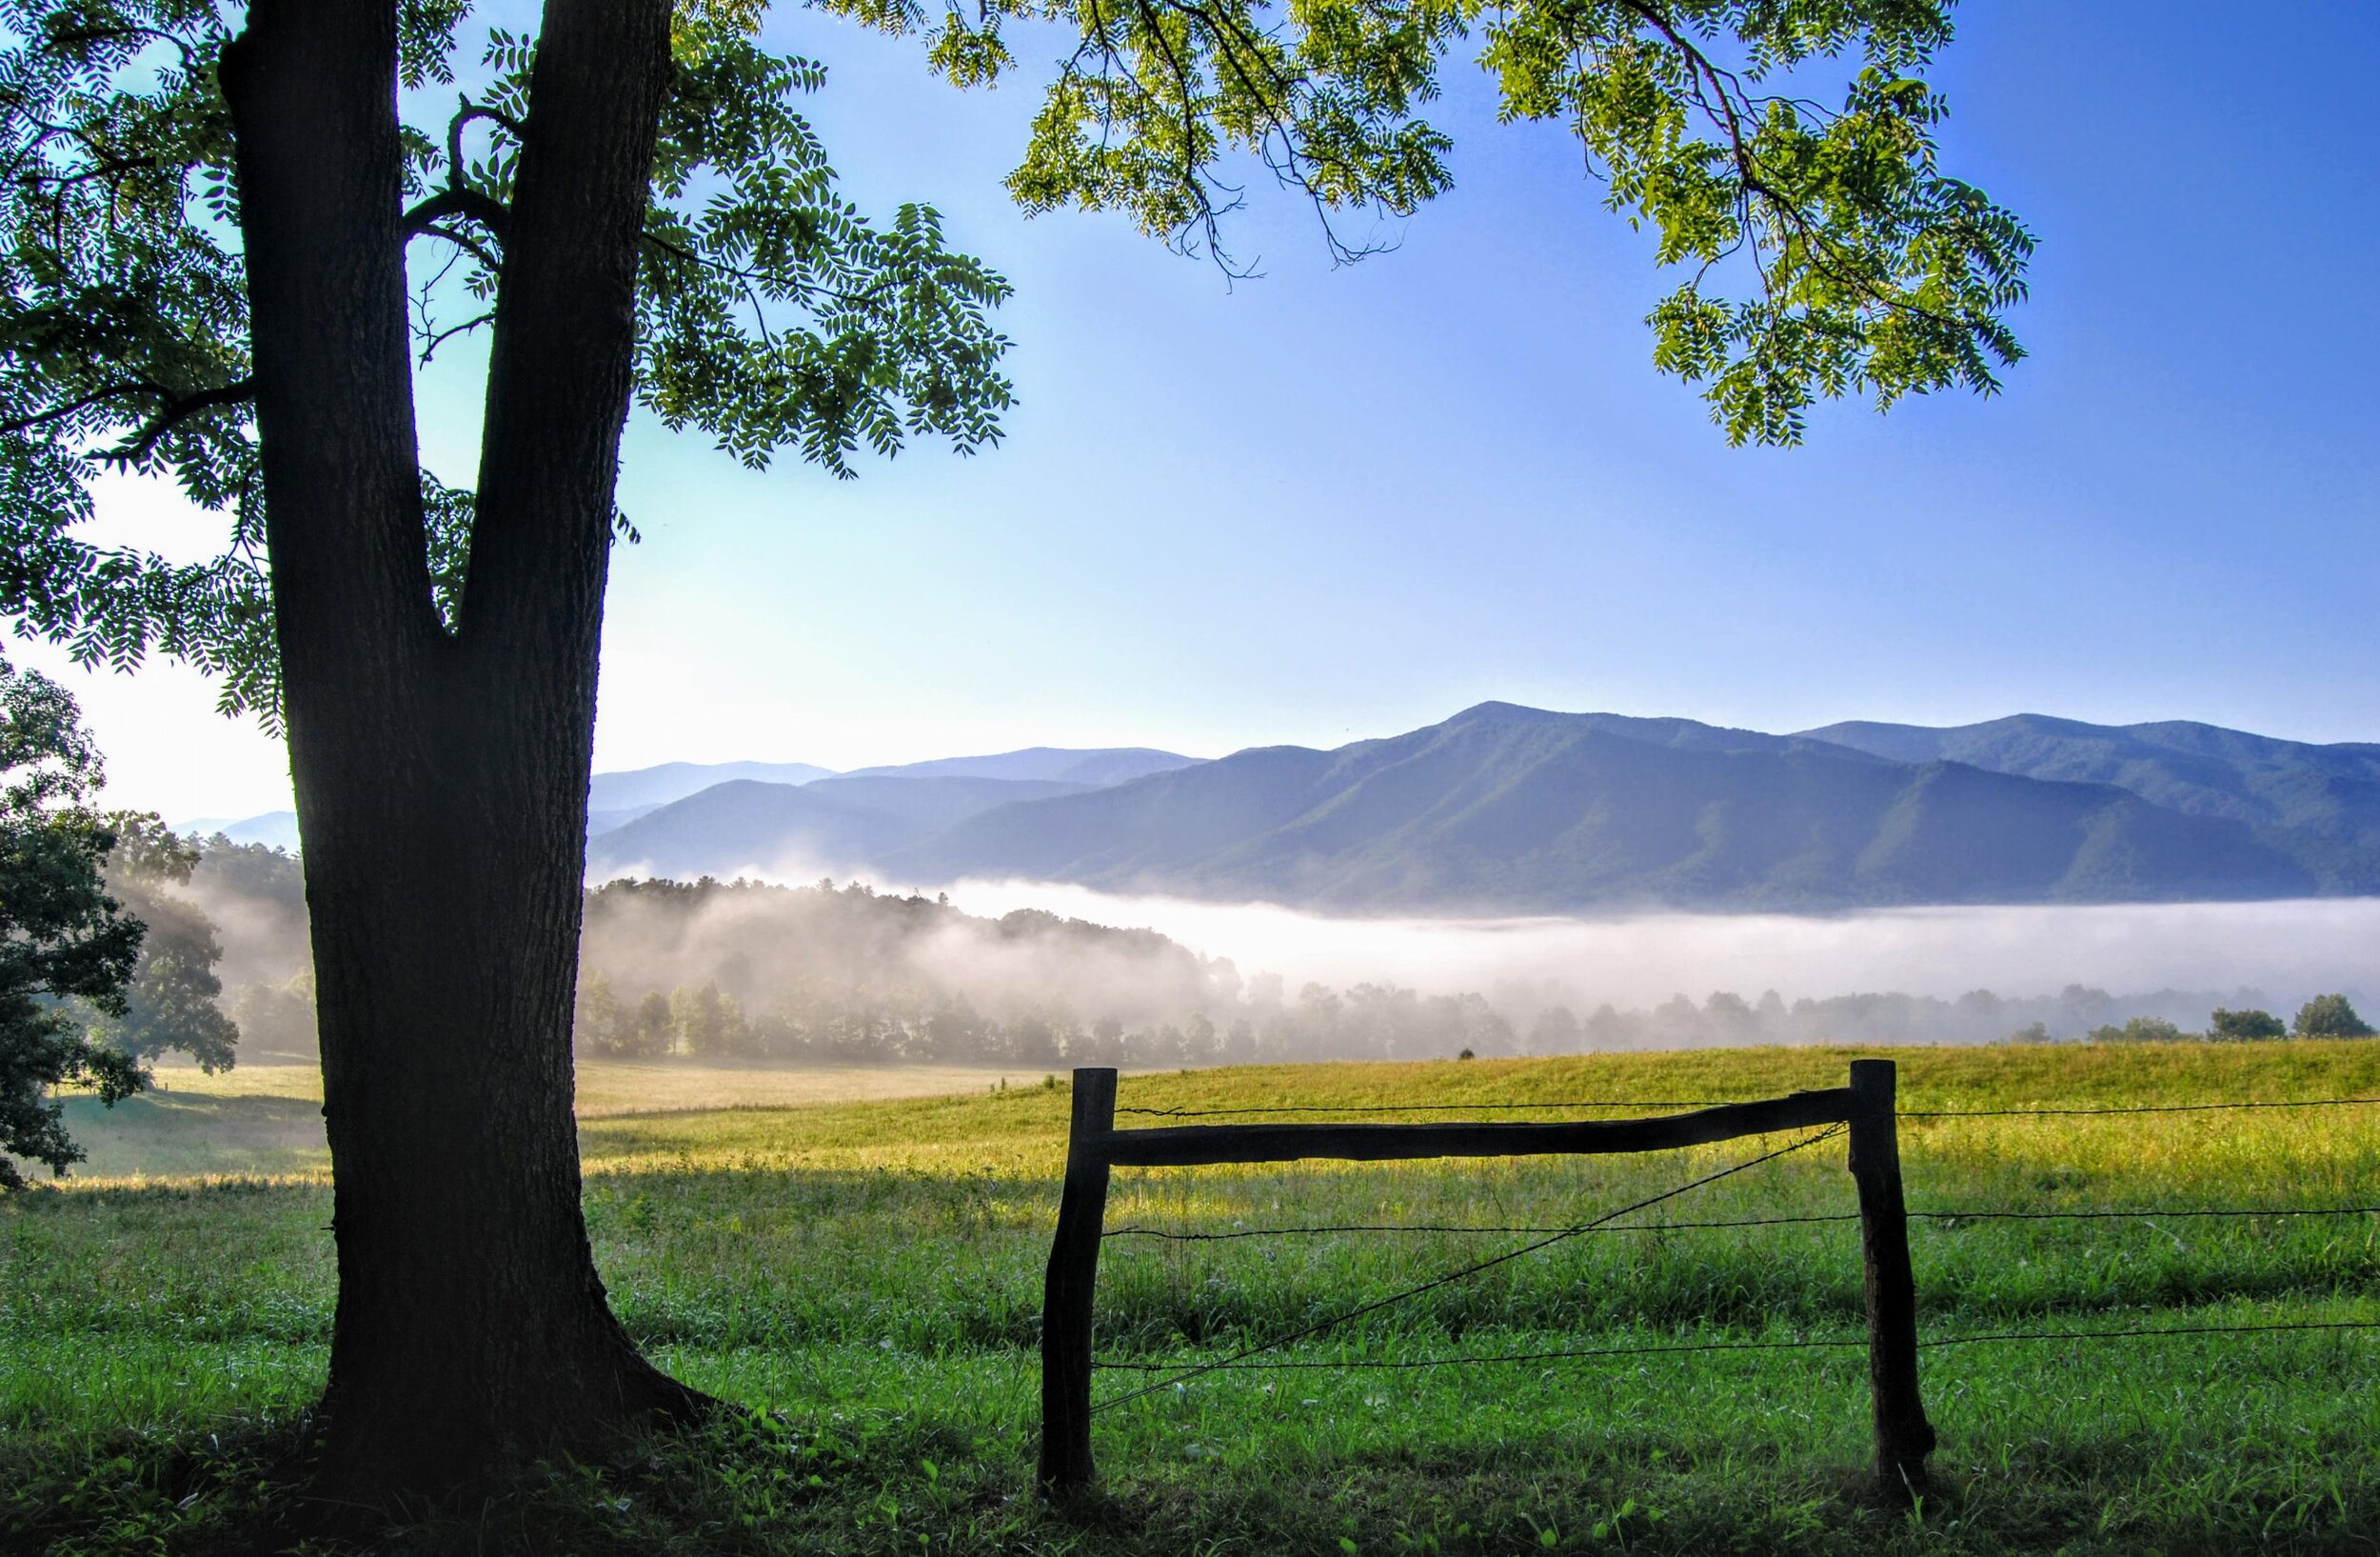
top-left (1099, 1090), bottom-right (1853, 1168)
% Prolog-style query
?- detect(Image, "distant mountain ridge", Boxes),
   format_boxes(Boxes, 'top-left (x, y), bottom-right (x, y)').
top-left (886, 703), bottom-right (2327, 910)
top-left (193, 711), bottom-right (2380, 912)
top-left (583, 748), bottom-right (1204, 880)
top-left (843, 747), bottom-right (1199, 787)
top-left (1798, 714), bottom-right (2380, 890)
top-left (586, 774), bottom-right (1098, 881)
top-left (587, 759), bottom-right (838, 813)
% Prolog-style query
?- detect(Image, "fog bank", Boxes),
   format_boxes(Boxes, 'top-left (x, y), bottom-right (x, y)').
top-left (938, 882), bottom-right (2380, 1011)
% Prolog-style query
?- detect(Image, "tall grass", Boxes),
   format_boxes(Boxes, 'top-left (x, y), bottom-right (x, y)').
top-left (5, 1041), bottom-right (2378, 1554)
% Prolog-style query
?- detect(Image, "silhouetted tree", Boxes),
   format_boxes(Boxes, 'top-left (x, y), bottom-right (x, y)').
top-left (0, 658), bottom-right (146, 1187)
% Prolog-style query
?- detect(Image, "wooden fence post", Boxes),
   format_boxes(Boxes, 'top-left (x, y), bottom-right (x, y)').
top-left (1040, 1066), bottom-right (1118, 1492)
top-left (1847, 1058), bottom-right (1934, 1501)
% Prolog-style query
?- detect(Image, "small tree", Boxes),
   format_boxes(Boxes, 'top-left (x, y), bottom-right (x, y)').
top-left (2210, 1007), bottom-right (2287, 1043)
top-left (1528, 1005), bottom-right (1583, 1056)
top-left (94, 817), bottom-right (240, 1071)
top-left (0, 657), bottom-right (147, 1188)
top-left (680, 982), bottom-right (748, 1057)
top-left (228, 972), bottom-right (318, 1059)
top-left (573, 968), bottom-right (621, 1053)
top-left (2087, 1016), bottom-right (2184, 1045)
top-left (631, 991), bottom-right (670, 1056)
top-left (2293, 994), bottom-right (2375, 1039)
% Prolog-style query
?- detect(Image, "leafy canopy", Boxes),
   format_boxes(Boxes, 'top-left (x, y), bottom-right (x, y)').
top-left (1, 0), bottom-right (2027, 721)
top-left (0, 654), bottom-right (147, 1187)
top-left (2293, 994), bottom-right (2373, 1041)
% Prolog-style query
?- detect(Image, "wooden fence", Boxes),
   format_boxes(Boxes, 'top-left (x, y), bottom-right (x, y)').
top-left (1040, 1059), bottom-right (1933, 1496)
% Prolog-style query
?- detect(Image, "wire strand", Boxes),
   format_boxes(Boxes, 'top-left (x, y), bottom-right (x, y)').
top-left (1087, 1124), bottom-right (1844, 1414)
top-left (1905, 1097), bottom-right (2380, 1117)
top-left (1090, 1319), bottom-right (2380, 1374)
top-left (1101, 1203), bottom-right (2380, 1242)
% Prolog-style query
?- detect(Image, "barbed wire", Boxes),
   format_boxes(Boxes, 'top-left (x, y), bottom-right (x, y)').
top-left (1088, 1317), bottom-right (2380, 1375)
top-left (1101, 1202), bottom-right (2380, 1242)
top-left (1087, 1124), bottom-right (1844, 1415)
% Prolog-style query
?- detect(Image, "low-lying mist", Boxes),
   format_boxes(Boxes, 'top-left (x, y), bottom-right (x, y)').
top-left (936, 880), bottom-right (2380, 1012)
top-left (163, 836), bottom-right (2380, 1071)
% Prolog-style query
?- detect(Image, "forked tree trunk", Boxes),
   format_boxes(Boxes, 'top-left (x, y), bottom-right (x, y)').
top-left (219, 0), bottom-right (700, 1497)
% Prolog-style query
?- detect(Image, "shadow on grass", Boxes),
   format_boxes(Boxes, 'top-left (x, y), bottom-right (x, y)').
top-left (9, 1401), bottom-right (2374, 1557)
top-left (54, 1088), bottom-right (330, 1181)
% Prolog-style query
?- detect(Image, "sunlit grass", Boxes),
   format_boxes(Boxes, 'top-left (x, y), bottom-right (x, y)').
top-left (7, 1039), bottom-right (2379, 1552)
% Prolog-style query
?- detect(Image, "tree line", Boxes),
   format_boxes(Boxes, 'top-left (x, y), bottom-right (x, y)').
top-left (562, 874), bottom-right (2377, 1067)
top-left (13, 810), bottom-right (2372, 1188)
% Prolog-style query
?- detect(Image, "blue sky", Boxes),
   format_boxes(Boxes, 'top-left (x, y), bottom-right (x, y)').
top-left (23, 0), bottom-right (2380, 821)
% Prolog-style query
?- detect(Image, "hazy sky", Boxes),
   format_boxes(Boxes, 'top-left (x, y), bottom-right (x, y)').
top-left (17, 0), bottom-right (2378, 822)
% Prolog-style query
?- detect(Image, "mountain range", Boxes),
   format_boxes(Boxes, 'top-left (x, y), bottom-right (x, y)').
top-left (189, 708), bottom-right (2380, 912)
top-left (585, 705), bottom-right (2380, 910)
top-left (187, 747), bottom-right (1206, 868)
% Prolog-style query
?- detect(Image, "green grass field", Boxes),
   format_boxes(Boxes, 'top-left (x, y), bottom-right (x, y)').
top-left (6, 1042), bottom-right (2378, 1555)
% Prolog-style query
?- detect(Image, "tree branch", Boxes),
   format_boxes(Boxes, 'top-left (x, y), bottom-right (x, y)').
top-left (402, 183), bottom-right (509, 239)
top-left (415, 220), bottom-right (502, 273)
top-left (96, 377), bottom-right (256, 465)
top-left (419, 309), bottom-right (496, 363)
top-left (0, 380), bottom-right (157, 437)
top-left (447, 99), bottom-right (525, 180)
top-left (1609, 0), bottom-right (1968, 335)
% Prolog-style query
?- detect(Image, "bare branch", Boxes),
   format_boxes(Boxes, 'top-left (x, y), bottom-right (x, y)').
top-left (419, 309), bottom-right (497, 364)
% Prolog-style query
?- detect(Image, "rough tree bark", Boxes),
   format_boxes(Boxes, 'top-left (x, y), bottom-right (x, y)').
top-left (218, 0), bottom-right (702, 1496)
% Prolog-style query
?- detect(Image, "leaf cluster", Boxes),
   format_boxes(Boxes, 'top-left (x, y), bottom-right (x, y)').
top-left (0, 0), bottom-right (274, 717)
top-left (826, 0), bottom-right (2032, 441)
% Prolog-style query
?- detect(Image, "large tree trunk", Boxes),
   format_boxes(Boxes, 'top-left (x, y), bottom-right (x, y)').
top-left (220, 0), bottom-right (698, 1498)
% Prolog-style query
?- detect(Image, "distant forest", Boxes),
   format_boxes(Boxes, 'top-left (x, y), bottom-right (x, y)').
top-left (159, 849), bottom-right (2368, 1070)
top-left (562, 877), bottom-right (2351, 1065)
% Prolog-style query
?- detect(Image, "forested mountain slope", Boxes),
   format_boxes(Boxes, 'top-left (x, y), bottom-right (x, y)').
top-left (1801, 714), bottom-right (2380, 888)
top-left (891, 703), bottom-right (2324, 909)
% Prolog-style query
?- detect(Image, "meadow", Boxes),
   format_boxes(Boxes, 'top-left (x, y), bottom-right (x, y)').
top-left (5, 1041), bottom-right (2379, 1555)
